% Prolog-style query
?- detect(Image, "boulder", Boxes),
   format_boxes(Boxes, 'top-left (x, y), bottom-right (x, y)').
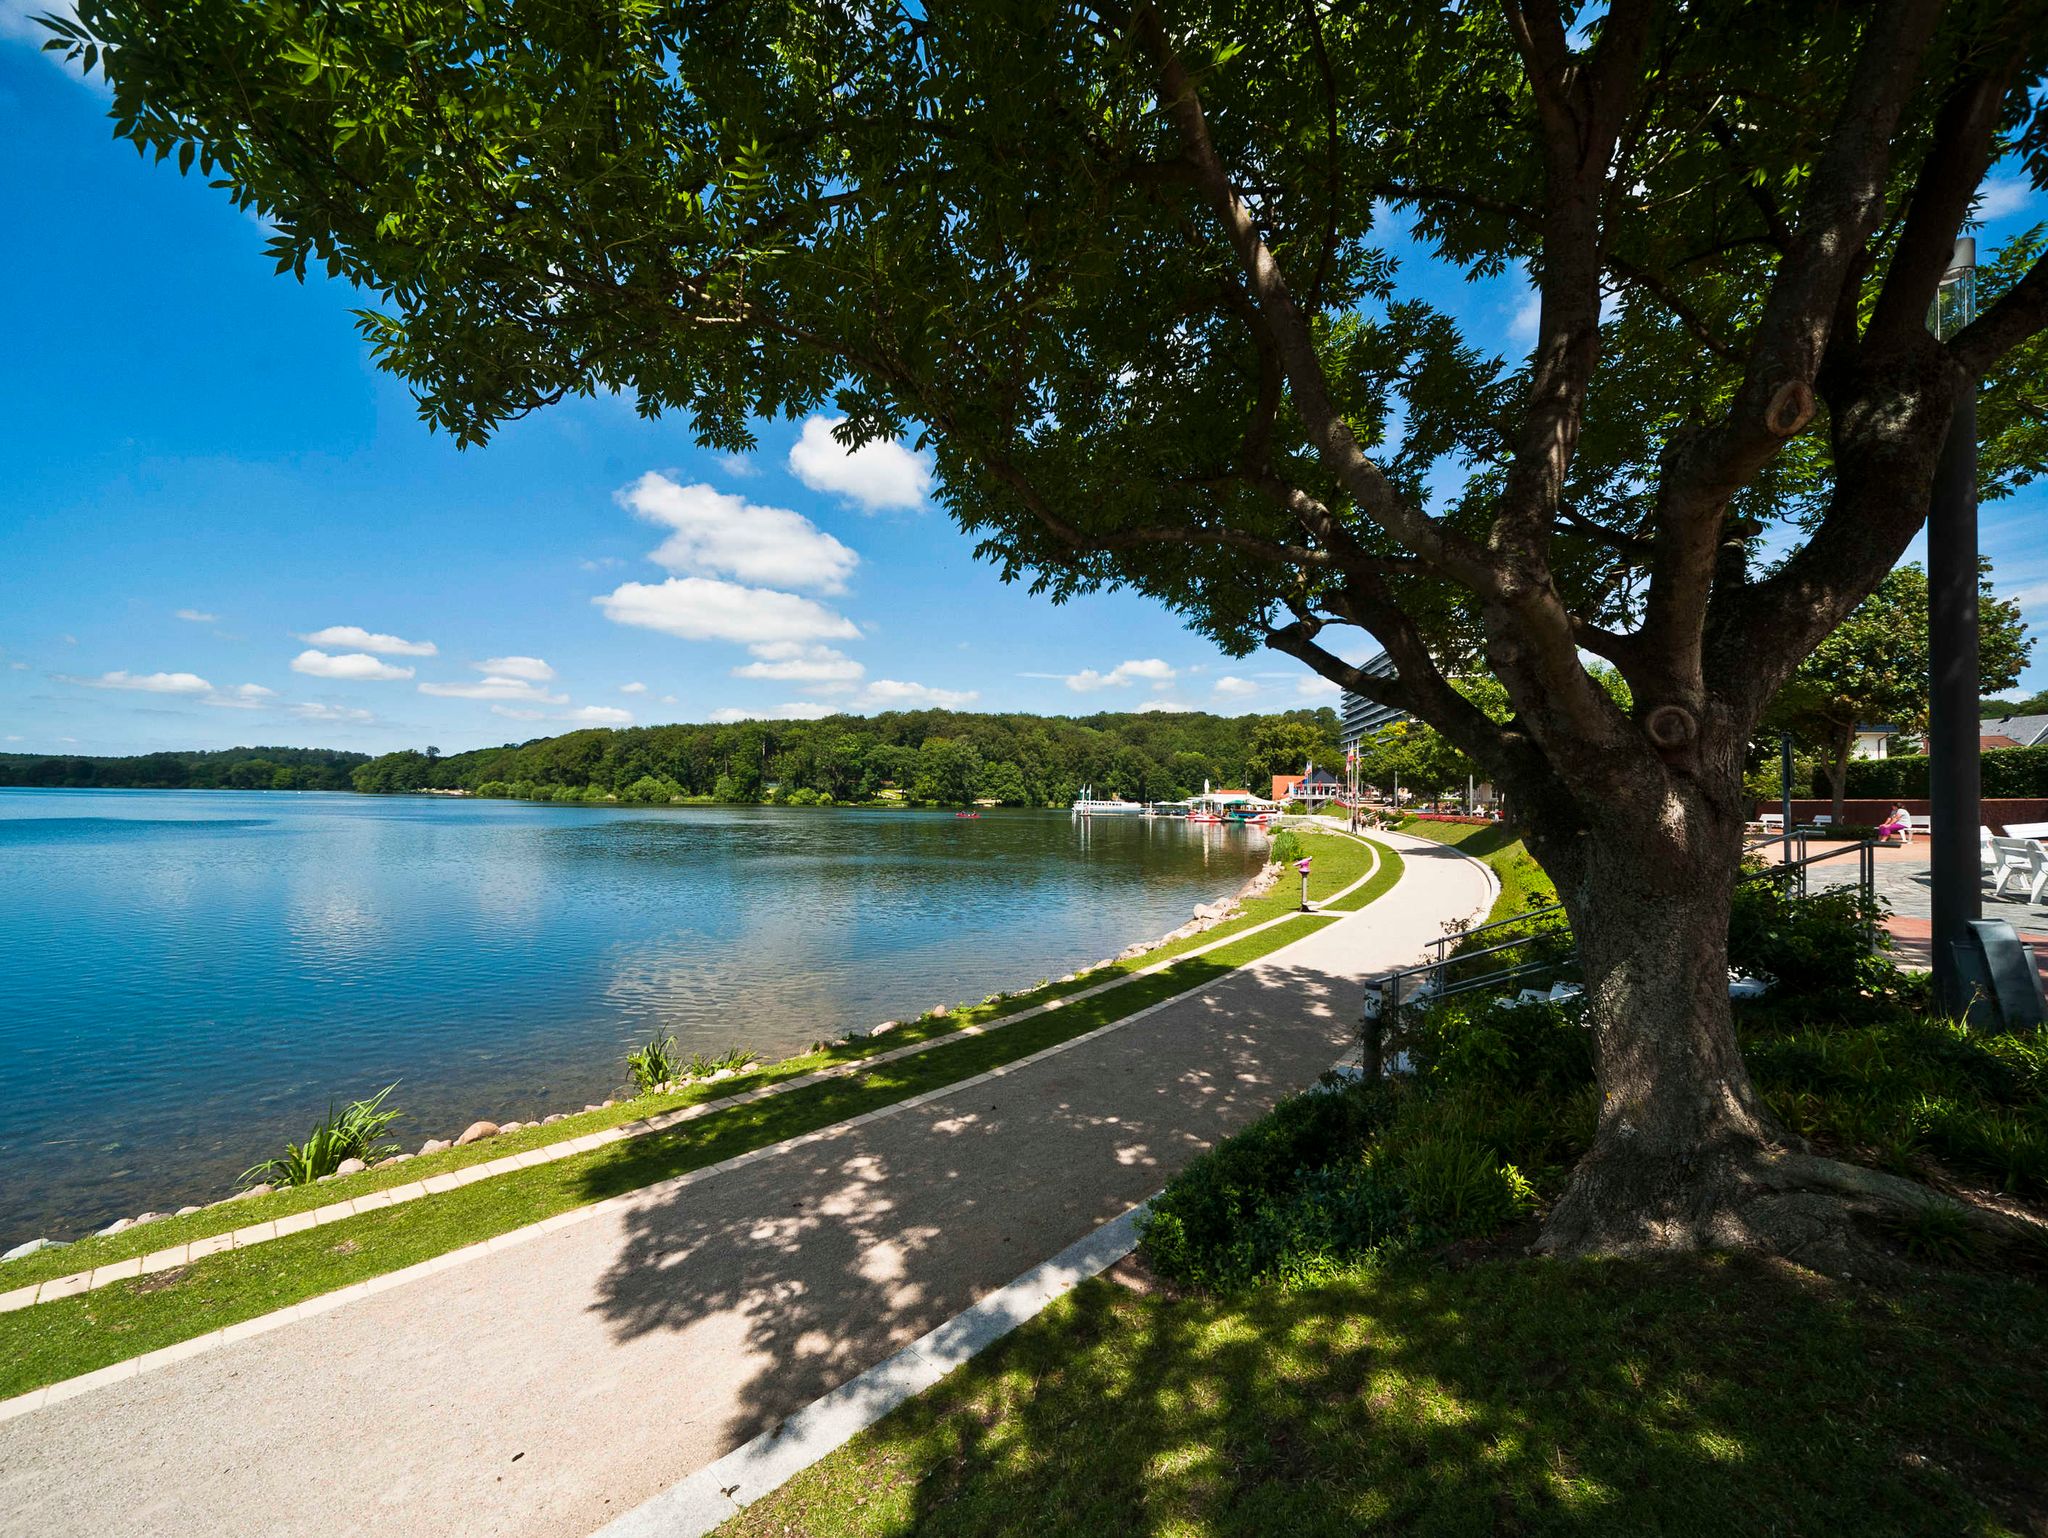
top-left (174, 1206), bottom-right (200, 1217)
top-left (418, 1139), bottom-right (452, 1156)
top-left (96, 1218), bottom-right (134, 1237)
top-left (2, 1237), bottom-right (67, 1262)
top-left (233, 1183), bottom-right (274, 1200)
top-left (382, 1153), bottom-right (412, 1164)
top-left (583, 1105), bottom-right (603, 1114)
top-left (334, 1158), bottom-right (368, 1176)
top-left (132, 1212), bottom-right (164, 1226)
top-left (708, 1068), bottom-right (734, 1081)
top-left (499, 1121), bottom-right (526, 1135)
top-left (929, 1004), bottom-right (949, 1018)
top-left (455, 1121), bottom-right (501, 1147)
top-left (601, 1099), bottom-right (615, 1109)
top-left (542, 1113), bottom-right (565, 1125)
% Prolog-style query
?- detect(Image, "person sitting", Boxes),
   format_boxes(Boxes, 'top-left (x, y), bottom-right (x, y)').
top-left (1877, 804), bottom-right (1913, 844)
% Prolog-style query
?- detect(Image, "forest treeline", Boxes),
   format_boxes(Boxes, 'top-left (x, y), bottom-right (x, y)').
top-left (351, 708), bottom-right (1343, 805)
top-left (0, 746), bottom-right (369, 791)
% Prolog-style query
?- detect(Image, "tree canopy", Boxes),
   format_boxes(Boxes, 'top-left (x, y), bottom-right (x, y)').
top-left (1767, 562), bottom-right (2031, 817)
top-left (50, 0), bottom-right (2048, 1257)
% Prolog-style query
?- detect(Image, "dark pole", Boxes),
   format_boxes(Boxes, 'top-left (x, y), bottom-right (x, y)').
top-left (1928, 239), bottom-right (1980, 1014)
top-left (1780, 731), bottom-right (1794, 866)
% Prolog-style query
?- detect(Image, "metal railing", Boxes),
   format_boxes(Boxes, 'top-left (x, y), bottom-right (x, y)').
top-left (1356, 836), bottom-right (1883, 1077)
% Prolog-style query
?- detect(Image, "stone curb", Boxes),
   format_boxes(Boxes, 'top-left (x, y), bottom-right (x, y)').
top-left (590, 1199), bottom-right (1158, 1538)
top-left (0, 848), bottom-right (1414, 1424)
top-left (0, 836), bottom-right (1380, 1321)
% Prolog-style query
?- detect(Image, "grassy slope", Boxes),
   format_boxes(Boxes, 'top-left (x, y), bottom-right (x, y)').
top-left (0, 830), bottom-right (1398, 1397)
top-left (721, 1255), bottom-right (2048, 1538)
top-left (1398, 817), bottom-right (1557, 925)
top-left (1, 832), bottom-right (1390, 1293)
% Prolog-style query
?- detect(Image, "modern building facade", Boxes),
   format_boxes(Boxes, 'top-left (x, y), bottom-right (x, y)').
top-left (1338, 651), bottom-right (1404, 753)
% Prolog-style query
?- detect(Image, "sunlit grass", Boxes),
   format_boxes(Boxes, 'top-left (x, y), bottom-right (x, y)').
top-left (720, 1256), bottom-right (2048, 1538)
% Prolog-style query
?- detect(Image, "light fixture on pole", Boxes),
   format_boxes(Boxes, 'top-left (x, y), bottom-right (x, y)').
top-left (1927, 237), bottom-right (1979, 1014)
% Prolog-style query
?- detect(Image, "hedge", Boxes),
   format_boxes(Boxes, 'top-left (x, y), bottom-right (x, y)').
top-left (1837, 744), bottom-right (2048, 798)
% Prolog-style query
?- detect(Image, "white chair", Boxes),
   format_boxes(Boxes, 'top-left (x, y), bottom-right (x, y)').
top-left (1908, 814), bottom-right (1933, 840)
top-left (2005, 821), bottom-right (2048, 840)
top-left (1988, 837), bottom-right (2048, 904)
top-left (1759, 813), bottom-right (1785, 831)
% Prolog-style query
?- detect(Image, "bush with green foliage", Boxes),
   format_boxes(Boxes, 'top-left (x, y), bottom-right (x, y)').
top-left (241, 1084), bottom-right (403, 1187)
top-left (1843, 744), bottom-right (2048, 799)
top-left (1268, 828), bottom-right (1304, 866)
top-left (1144, 883), bottom-right (2048, 1292)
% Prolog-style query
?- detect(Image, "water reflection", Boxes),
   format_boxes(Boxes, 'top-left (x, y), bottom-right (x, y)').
top-left (0, 791), bottom-right (1265, 1237)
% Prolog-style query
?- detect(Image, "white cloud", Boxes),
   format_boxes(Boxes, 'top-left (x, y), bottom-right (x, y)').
top-left (620, 473), bottom-right (859, 593)
top-left (733, 643), bottom-right (866, 684)
top-left (713, 454), bottom-right (759, 478)
top-left (8, 661), bottom-right (26, 671)
top-left (292, 649), bottom-right (415, 682)
top-left (4, 734), bottom-right (20, 742)
top-left (1509, 288), bottom-right (1542, 345)
top-left (787, 416), bottom-right (932, 512)
top-left (661, 694), bottom-right (679, 705)
top-left (709, 702), bottom-right (836, 723)
top-left (1213, 676), bottom-right (1260, 698)
top-left (491, 706), bottom-right (547, 721)
top-left (476, 655), bottom-right (555, 682)
top-left (1065, 658), bottom-right (1177, 692)
top-left (1136, 699), bottom-right (1193, 713)
top-left (291, 702), bottom-right (375, 724)
top-left (299, 625), bottom-right (437, 657)
top-left (419, 675), bottom-right (567, 704)
top-left (1297, 676), bottom-right (1342, 698)
top-left (204, 683), bottom-right (278, 710)
top-left (175, 608), bottom-right (218, 624)
top-left (563, 705), bottom-right (635, 726)
top-left (862, 679), bottom-right (979, 709)
top-left (619, 681), bottom-right (648, 694)
top-left (61, 670), bottom-right (213, 695)
top-left (1977, 175), bottom-right (2038, 221)
top-left (595, 577), bottom-right (861, 647)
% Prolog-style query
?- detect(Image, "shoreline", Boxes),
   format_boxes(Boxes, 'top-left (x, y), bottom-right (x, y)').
top-left (3, 844), bottom-right (1289, 1254)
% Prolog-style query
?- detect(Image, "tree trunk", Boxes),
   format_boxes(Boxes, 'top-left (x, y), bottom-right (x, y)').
top-left (1524, 773), bottom-right (1847, 1259)
top-left (1824, 726), bottom-right (1853, 825)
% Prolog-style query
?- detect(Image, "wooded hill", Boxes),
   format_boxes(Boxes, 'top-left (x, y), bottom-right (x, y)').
top-left (350, 708), bottom-right (1343, 806)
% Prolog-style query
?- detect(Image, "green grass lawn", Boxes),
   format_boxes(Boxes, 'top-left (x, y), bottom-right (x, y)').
top-left (1396, 816), bottom-right (1557, 926)
top-left (719, 1254), bottom-right (2048, 1538)
top-left (0, 830), bottom-right (1396, 1397)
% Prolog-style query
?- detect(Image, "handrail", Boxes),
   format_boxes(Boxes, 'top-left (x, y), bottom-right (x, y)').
top-left (1361, 836), bottom-right (1883, 1075)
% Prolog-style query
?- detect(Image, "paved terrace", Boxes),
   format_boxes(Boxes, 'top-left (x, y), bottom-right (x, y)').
top-left (0, 830), bottom-right (1493, 1538)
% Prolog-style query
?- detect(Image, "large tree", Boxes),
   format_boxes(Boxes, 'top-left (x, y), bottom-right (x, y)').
top-left (48, 0), bottom-right (2048, 1260)
top-left (1768, 562), bottom-right (2031, 822)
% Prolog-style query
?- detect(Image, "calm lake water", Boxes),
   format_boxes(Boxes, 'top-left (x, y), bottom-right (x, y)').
top-left (0, 789), bottom-right (1264, 1241)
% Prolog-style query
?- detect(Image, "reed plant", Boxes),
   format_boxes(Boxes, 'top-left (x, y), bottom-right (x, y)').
top-left (241, 1083), bottom-right (403, 1187)
top-left (625, 1031), bottom-right (681, 1091)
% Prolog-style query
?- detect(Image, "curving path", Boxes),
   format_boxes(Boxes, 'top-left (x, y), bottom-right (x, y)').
top-left (0, 831), bottom-right (1491, 1538)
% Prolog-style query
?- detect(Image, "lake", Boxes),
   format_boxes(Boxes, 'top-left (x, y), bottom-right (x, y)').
top-left (0, 789), bottom-right (1265, 1241)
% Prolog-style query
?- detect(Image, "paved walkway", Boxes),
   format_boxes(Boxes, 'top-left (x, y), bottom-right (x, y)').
top-left (0, 832), bottom-right (1492, 1538)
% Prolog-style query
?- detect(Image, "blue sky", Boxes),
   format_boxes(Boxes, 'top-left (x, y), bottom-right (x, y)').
top-left (1, 30), bottom-right (2043, 757)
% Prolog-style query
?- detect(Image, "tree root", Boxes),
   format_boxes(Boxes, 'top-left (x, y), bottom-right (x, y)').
top-left (1535, 1145), bottom-right (2048, 1279)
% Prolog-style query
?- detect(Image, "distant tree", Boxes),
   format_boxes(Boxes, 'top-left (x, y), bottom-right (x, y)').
top-left (1767, 564), bottom-right (2030, 820)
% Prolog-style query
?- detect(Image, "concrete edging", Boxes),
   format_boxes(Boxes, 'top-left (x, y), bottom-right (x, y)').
top-left (592, 1199), bottom-right (1157, 1538)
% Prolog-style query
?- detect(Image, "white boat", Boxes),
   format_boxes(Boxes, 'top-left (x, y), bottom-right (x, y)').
top-left (1070, 786), bottom-right (1147, 815)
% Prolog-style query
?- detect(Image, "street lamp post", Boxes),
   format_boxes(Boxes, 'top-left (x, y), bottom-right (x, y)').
top-left (1928, 238), bottom-right (1979, 1014)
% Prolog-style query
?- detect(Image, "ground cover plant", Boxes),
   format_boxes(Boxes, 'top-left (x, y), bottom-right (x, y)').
top-left (0, 831), bottom-right (1395, 1396)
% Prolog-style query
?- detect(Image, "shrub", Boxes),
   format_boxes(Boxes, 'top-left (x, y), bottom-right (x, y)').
top-left (683, 1045), bottom-right (758, 1077)
top-left (1406, 997), bottom-right (1592, 1098)
top-left (1390, 1136), bottom-right (1536, 1239)
top-left (625, 1031), bottom-right (682, 1091)
top-left (1269, 828), bottom-right (1304, 866)
top-left (242, 1083), bottom-right (403, 1187)
top-left (1139, 1079), bottom-right (1401, 1290)
top-left (1727, 876), bottom-right (1892, 996)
